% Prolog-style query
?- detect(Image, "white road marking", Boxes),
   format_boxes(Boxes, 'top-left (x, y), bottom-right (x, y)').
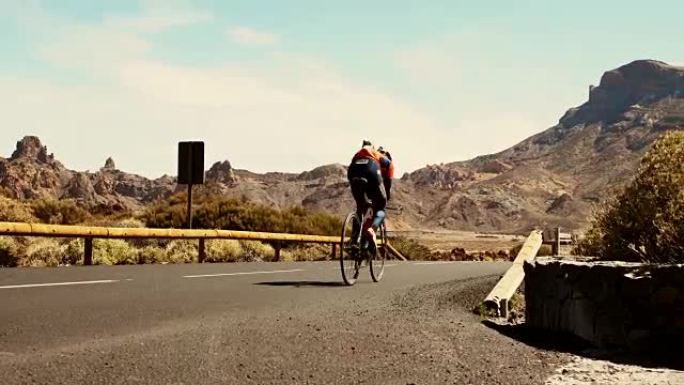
top-left (183, 269), bottom-right (304, 279)
top-left (330, 263), bottom-right (400, 271)
top-left (0, 280), bottom-right (119, 290)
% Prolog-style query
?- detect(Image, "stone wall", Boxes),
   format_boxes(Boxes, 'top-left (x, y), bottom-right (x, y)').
top-left (524, 257), bottom-right (684, 351)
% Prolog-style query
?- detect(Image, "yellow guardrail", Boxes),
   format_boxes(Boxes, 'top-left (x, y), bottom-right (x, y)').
top-left (483, 230), bottom-right (543, 318)
top-left (0, 221), bottom-right (405, 264)
top-left (0, 221), bottom-right (340, 242)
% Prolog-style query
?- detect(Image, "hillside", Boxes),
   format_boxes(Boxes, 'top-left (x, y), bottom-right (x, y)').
top-left (1, 60), bottom-right (682, 232)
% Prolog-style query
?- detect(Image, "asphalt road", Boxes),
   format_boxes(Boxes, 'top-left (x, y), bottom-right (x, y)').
top-left (0, 261), bottom-right (566, 384)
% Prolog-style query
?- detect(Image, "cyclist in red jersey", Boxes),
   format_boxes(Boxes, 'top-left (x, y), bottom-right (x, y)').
top-left (347, 140), bottom-right (394, 248)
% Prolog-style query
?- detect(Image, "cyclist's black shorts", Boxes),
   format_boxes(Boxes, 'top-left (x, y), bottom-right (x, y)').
top-left (347, 158), bottom-right (387, 213)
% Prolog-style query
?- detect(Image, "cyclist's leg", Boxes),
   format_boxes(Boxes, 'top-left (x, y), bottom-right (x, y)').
top-left (366, 163), bottom-right (387, 231)
top-left (347, 165), bottom-right (370, 244)
top-left (364, 184), bottom-right (385, 255)
top-left (370, 191), bottom-right (386, 230)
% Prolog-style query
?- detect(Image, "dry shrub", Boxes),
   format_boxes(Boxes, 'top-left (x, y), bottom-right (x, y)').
top-left (205, 240), bottom-right (243, 263)
top-left (389, 236), bottom-right (431, 260)
top-left (0, 237), bottom-right (20, 267)
top-left (510, 243), bottom-right (552, 258)
top-left (239, 240), bottom-right (274, 262)
top-left (112, 218), bottom-right (145, 228)
top-left (31, 199), bottom-right (90, 225)
top-left (141, 196), bottom-right (341, 236)
top-left (63, 238), bottom-right (84, 265)
top-left (93, 239), bottom-right (138, 265)
top-left (165, 241), bottom-right (197, 264)
top-left (575, 130), bottom-right (684, 263)
top-left (138, 246), bottom-right (167, 264)
top-left (0, 196), bottom-right (35, 222)
top-left (21, 239), bottom-right (64, 267)
top-left (285, 244), bottom-right (331, 261)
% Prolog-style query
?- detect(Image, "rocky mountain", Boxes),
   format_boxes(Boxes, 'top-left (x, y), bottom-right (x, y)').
top-left (0, 137), bottom-right (176, 212)
top-left (398, 60), bottom-right (684, 231)
top-left (1, 60), bottom-right (682, 232)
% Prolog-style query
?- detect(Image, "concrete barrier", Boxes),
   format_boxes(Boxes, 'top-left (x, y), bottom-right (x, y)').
top-left (524, 257), bottom-right (684, 351)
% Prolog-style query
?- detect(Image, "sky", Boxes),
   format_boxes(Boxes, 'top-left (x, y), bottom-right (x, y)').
top-left (1, 0), bottom-right (683, 178)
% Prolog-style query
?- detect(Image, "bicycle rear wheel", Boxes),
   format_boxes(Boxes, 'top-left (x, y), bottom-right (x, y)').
top-left (340, 212), bottom-right (361, 286)
top-left (370, 221), bottom-right (387, 282)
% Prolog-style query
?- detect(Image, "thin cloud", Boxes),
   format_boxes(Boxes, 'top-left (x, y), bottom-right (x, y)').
top-left (3, 13), bottom-right (444, 177)
top-left (105, 11), bottom-right (214, 32)
top-left (228, 26), bottom-right (280, 46)
top-left (394, 36), bottom-right (462, 87)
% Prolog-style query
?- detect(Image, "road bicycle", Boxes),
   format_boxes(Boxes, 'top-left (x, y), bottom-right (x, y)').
top-left (339, 206), bottom-right (387, 286)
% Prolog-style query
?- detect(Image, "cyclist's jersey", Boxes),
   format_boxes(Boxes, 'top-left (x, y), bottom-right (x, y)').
top-left (352, 146), bottom-right (394, 179)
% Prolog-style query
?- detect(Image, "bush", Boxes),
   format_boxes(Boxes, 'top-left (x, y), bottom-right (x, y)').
top-left (389, 236), bottom-right (432, 260)
top-left (0, 186), bottom-right (13, 198)
top-left (279, 249), bottom-right (296, 262)
top-left (240, 240), bottom-right (274, 262)
top-left (205, 240), bottom-right (243, 263)
top-left (111, 218), bottom-right (145, 228)
top-left (0, 237), bottom-right (20, 267)
top-left (509, 243), bottom-right (552, 257)
top-left (576, 131), bottom-right (684, 263)
top-left (165, 241), bottom-right (197, 264)
top-left (537, 244), bottom-right (553, 256)
top-left (93, 239), bottom-right (138, 265)
top-left (87, 204), bottom-right (132, 219)
top-left (286, 244), bottom-right (331, 261)
top-left (0, 196), bottom-right (35, 222)
top-left (106, 218), bottom-right (156, 248)
top-left (22, 239), bottom-right (64, 267)
top-left (63, 238), bottom-right (84, 265)
top-left (31, 199), bottom-right (90, 225)
top-left (138, 246), bottom-right (167, 264)
top-left (141, 195), bottom-right (342, 236)
top-left (663, 115), bottom-right (684, 125)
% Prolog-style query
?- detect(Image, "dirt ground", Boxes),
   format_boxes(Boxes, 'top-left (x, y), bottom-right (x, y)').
top-left (545, 354), bottom-right (684, 384)
top-left (389, 229), bottom-right (527, 253)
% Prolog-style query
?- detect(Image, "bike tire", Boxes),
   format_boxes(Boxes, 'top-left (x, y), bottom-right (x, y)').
top-left (370, 221), bottom-right (387, 282)
top-left (340, 212), bottom-right (361, 286)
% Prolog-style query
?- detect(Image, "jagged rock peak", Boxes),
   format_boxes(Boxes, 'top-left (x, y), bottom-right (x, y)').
top-left (560, 60), bottom-right (684, 127)
top-left (103, 157), bottom-right (116, 171)
top-left (11, 136), bottom-right (53, 163)
top-left (206, 160), bottom-right (238, 184)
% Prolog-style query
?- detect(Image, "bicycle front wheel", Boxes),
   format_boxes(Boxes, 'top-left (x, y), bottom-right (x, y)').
top-left (340, 212), bottom-right (361, 286)
top-left (370, 221), bottom-right (387, 282)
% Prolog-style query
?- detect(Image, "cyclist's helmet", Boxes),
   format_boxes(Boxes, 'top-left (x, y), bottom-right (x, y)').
top-left (378, 146), bottom-right (392, 160)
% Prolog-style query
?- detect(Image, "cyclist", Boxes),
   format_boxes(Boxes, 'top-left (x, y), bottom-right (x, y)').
top-left (377, 146), bottom-right (394, 202)
top-left (347, 140), bottom-right (394, 250)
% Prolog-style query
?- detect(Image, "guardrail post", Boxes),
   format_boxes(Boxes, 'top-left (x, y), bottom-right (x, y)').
top-left (331, 243), bottom-right (337, 259)
top-left (84, 238), bottom-right (93, 266)
top-left (274, 246), bottom-right (281, 262)
top-left (553, 227), bottom-right (561, 256)
top-left (198, 239), bottom-right (206, 263)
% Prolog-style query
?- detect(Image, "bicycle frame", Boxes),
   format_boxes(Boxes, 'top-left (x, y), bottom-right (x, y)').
top-left (340, 207), bottom-right (388, 285)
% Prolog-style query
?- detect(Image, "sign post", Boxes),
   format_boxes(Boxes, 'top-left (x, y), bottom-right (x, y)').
top-left (178, 141), bottom-right (205, 229)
